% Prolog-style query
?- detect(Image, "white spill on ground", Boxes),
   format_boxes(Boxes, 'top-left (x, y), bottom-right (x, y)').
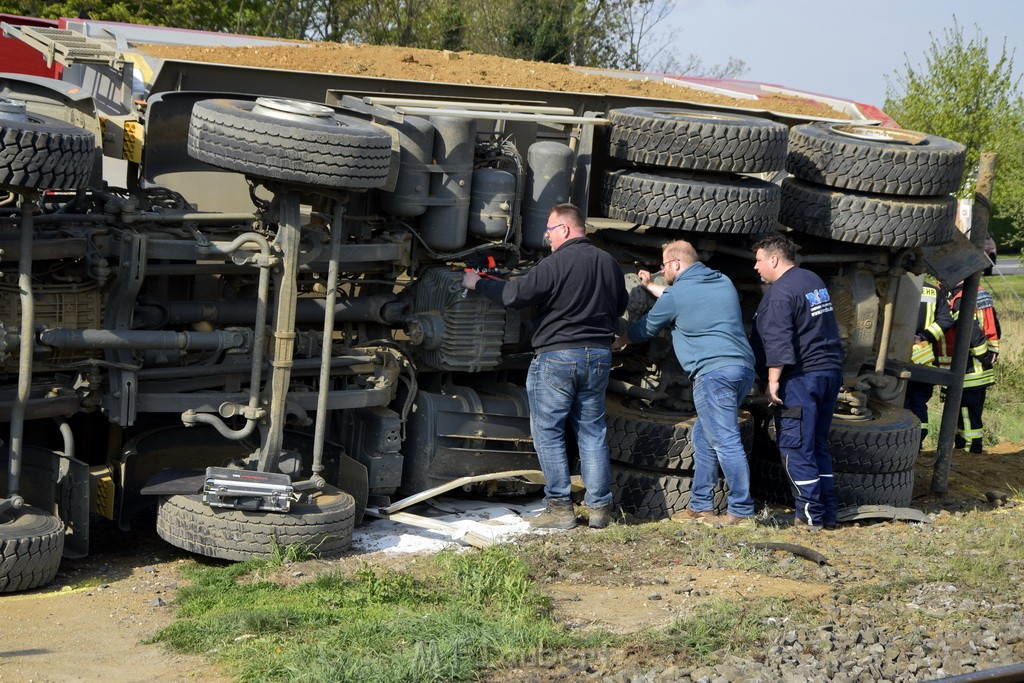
top-left (351, 496), bottom-right (551, 554)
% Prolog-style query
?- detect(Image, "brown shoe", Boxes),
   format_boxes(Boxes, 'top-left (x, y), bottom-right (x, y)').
top-left (700, 512), bottom-right (755, 528)
top-left (529, 499), bottom-right (578, 530)
top-left (671, 507), bottom-right (713, 522)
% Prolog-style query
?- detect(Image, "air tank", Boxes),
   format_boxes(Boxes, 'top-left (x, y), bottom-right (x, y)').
top-left (419, 116), bottom-right (476, 250)
top-left (379, 116), bottom-right (434, 217)
top-left (468, 168), bottom-right (516, 240)
top-left (522, 141), bottom-right (574, 250)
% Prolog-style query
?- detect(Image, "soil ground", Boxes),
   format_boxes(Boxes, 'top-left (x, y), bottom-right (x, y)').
top-left (2, 443), bottom-right (1022, 682)
top-left (137, 41), bottom-right (851, 120)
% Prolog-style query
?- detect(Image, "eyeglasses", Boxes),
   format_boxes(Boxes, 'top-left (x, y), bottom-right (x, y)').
top-left (660, 258), bottom-right (680, 270)
top-left (545, 223), bottom-right (566, 234)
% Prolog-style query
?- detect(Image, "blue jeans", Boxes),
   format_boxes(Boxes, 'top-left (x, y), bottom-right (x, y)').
top-left (691, 365), bottom-right (756, 517)
top-left (527, 348), bottom-right (613, 509)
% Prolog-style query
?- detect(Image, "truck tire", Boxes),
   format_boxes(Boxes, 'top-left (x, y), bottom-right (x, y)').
top-left (0, 109), bottom-right (95, 191)
top-left (156, 485), bottom-right (355, 562)
top-left (750, 455), bottom-right (915, 509)
top-left (787, 123), bottom-right (967, 196)
top-left (607, 399), bottom-right (754, 471)
top-left (0, 506), bottom-right (65, 593)
top-left (834, 470), bottom-right (915, 508)
top-left (749, 456), bottom-right (794, 506)
top-left (830, 407), bottom-right (920, 474)
top-left (780, 177), bottom-right (956, 247)
top-left (611, 465), bottom-right (726, 520)
top-left (608, 107), bottom-right (788, 173)
top-left (607, 400), bottom-right (697, 471)
top-left (187, 98), bottom-right (392, 189)
top-left (603, 169), bottom-right (780, 234)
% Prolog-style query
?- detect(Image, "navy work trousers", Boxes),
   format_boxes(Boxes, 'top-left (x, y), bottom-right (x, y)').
top-left (776, 369), bottom-right (843, 527)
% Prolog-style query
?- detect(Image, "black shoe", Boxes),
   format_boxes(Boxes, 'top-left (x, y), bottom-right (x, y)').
top-left (970, 441), bottom-right (984, 455)
top-left (955, 437), bottom-right (967, 450)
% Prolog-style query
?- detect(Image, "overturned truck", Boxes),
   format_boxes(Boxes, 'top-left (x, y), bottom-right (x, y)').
top-left (0, 17), bottom-right (975, 592)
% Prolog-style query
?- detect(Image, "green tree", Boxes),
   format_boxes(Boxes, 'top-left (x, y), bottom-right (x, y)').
top-left (1, 0), bottom-right (248, 32)
top-left (3, 0), bottom-right (744, 76)
top-left (884, 17), bottom-right (1024, 250)
top-left (989, 113), bottom-right (1024, 249)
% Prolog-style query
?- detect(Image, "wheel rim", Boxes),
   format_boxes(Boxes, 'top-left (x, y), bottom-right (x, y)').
top-left (0, 97), bottom-right (29, 123)
top-left (252, 97), bottom-right (340, 125)
top-left (831, 124), bottom-right (927, 145)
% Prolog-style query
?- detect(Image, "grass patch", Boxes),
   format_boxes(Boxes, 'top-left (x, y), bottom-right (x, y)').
top-left (565, 521), bottom-right (777, 574)
top-left (154, 538), bottom-right (802, 680)
top-left (986, 276), bottom-right (1024, 442)
top-left (152, 546), bottom-right (600, 682)
top-left (841, 509), bottom-right (1024, 606)
top-left (647, 598), bottom-right (803, 663)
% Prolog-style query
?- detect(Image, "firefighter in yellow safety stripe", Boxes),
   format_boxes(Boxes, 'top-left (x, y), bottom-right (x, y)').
top-left (940, 282), bottom-right (1001, 454)
top-left (903, 279), bottom-right (954, 447)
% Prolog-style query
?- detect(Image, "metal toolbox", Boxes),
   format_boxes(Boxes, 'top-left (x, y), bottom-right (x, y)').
top-left (203, 467), bottom-right (294, 513)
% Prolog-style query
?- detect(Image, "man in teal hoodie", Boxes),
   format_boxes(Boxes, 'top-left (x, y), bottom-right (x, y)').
top-left (614, 240), bottom-right (756, 526)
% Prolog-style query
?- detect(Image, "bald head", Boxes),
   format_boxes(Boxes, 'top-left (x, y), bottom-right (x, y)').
top-left (662, 240), bottom-right (698, 267)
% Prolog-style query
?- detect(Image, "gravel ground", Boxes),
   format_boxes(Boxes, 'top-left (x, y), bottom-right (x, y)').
top-left (490, 448), bottom-right (1024, 683)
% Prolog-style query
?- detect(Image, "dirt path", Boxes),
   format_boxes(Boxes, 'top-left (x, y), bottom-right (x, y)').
top-left (0, 518), bottom-right (230, 683)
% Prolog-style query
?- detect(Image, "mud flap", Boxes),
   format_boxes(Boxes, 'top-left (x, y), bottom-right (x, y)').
top-left (336, 452), bottom-right (367, 526)
top-left (918, 229), bottom-right (991, 289)
top-left (58, 454), bottom-right (90, 559)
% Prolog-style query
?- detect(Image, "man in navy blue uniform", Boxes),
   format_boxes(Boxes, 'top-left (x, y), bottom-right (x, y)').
top-left (751, 235), bottom-right (844, 531)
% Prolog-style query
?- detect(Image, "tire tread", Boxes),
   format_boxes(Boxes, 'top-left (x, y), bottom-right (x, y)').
top-left (787, 123), bottom-right (966, 196)
top-left (609, 107), bottom-right (788, 173)
top-left (157, 487), bottom-right (355, 562)
top-left (603, 169), bottom-right (780, 234)
top-left (0, 116), bottom-right (94, 191)
top-left (780, 177), bottom-right (956, 247)
top-left (0, 507), bottom-right (65, 593)
top-left (187, 99), bottom-right (392, 189)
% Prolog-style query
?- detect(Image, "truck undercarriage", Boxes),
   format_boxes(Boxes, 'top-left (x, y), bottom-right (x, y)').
top-left (0, 16), bottom-right (984, 593)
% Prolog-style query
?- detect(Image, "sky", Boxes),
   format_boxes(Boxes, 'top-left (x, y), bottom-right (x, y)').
top-left (662, 0), bottom-right (1024, 107)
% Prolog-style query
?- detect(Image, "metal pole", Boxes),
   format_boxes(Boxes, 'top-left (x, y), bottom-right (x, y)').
top-left (259, 190), bottom-right (302, 472)
top-left (312, 203), bottom-right (346, 479)
top-left (932, 152), bottom-right (997, 494)
top-left (4, 194), bottom-right (35, 510)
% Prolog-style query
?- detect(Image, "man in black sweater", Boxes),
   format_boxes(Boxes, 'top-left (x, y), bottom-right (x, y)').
top-left (751, 235), bottom-right (844, 531)
top-left (464, 203), bottom-right (628, 529)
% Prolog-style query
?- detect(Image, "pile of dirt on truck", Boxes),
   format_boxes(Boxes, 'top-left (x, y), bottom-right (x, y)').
top-left (138, 41), bottom-right (850, 120)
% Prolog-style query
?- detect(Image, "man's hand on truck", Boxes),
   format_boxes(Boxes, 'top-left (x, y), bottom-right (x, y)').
top-left (462, 269), bottom-right (482, 291)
